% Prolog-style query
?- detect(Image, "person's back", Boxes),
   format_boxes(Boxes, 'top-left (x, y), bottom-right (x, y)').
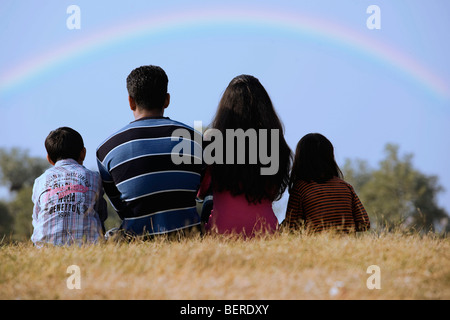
top-left (96, 65), bottom-right (202, 237)
top-left (198, 75), bottom-right (292, 238)
top-left (206, 192), bottom-right (278, 238)
top-left (284, 133), bottom-right (370, 233)
top-left (32, 127), bottom-right (106, 246)
top-left (97, 117), bottom-right (202, 236)
top-left (286, 177), bottom-right (369, 233)
top-left (198, 167), bottom-right (278, 238)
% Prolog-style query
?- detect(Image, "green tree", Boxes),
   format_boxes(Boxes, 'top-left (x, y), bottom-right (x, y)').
top-left (0, 200), bottom-right (13, 237)
top-left (9, 186), bottom-right (34, 241)
top-left (344, 144), bottom-right (448, 232)
top-left (104, 196), bottom-right (123, 231)
top-left (0, 148), bottom-right (49, 240)
top-left (0, 148), bottom-right (49, 192)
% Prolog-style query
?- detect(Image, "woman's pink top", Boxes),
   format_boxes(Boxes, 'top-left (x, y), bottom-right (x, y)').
top-left (197, 168), bottom-right (278, 238)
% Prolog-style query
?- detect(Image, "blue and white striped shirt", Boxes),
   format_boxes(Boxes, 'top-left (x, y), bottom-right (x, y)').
top-left (96, 116), bottom-right (202, 235)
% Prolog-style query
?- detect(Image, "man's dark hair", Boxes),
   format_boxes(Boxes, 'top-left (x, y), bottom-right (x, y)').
top-left (126, 65), bottom-right (168, 110)
top-left (45, 127), bottom-right (84, 163)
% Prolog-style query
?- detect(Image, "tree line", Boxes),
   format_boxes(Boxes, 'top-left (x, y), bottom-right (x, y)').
top-left (344, 144), bottom-right (448, 233)
top-left (0, 144), bottom-right (448, 241)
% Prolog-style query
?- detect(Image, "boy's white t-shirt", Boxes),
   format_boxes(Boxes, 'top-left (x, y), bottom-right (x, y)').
top-left (31, 158), bottom-right (106, 246)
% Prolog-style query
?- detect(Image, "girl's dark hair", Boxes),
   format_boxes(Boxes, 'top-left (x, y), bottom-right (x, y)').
top-left (289, 133), bottom-right (343, 189)
top-left (45, 127), bottom-right (84, 163)
top-left (209, 75), bottom-right (292, 204)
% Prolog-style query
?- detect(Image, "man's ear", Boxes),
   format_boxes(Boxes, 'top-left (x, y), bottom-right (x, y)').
top-left (129, 95), bottom-right (137, 111)
top-left (163, 93), bottom-right (170, 109)
top-left (46, 154), bottom-right (55, 166)
top-left (78, 147), bottom-right (86, 165)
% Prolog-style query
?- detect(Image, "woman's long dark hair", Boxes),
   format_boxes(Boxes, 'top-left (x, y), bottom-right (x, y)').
top-left (209, 75), bottom-right (292, 204)
top-left (289, 133), bottom-right (343, 190)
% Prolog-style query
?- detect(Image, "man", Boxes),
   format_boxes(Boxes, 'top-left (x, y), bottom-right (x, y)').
top-left (97, 65), bottom-right (202, 238)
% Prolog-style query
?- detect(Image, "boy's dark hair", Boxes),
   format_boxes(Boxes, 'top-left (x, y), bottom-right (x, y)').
top-left (210, 75), bottom-right (292, 204)
top-left (289, 133), bottom-right (343, 189)
top-left (126, 65), bottom-right (168, 111)
top-left (45, 127), bottom-right (84, 163)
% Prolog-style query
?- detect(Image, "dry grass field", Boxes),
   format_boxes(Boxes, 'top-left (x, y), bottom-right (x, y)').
top-left (1, 230), bottom-right (449, 300)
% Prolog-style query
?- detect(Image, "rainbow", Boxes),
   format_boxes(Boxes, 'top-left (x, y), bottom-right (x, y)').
top-left (0, 6), bottom-right (448, 99)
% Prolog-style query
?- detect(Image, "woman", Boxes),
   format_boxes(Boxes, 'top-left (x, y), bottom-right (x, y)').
top-left (198, 75), bottom-right (292, 238)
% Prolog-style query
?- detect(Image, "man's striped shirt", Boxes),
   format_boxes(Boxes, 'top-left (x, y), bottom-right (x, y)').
top-left (96, 116), bottom-right (203, 235)
top-left (285, 177), bottom-right (370, 233)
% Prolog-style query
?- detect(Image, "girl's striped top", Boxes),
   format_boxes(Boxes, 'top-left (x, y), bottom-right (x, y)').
top-left (285, 177), bottom-right (370, 233)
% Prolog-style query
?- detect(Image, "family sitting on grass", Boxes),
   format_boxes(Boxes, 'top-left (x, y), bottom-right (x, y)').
top-left (31, 65), bottom-right (370, 246)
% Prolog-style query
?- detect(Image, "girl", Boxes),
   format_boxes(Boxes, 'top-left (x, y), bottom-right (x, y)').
top-left (198, 75), bottom-right (292, 238)
top-left (284, 133), bottom-right (370, 233)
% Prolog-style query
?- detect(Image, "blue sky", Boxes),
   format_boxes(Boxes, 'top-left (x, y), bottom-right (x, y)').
top-left (0, 0), bottom-right (449, 220)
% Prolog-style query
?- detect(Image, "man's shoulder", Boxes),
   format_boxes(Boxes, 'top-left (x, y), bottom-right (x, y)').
top-left (96, 118), bottom-right (192, 161)
top-left (101, 118), bottom-right (193, 141)
top-left (99, 119), bottom-right (195, 146)
top-left (133, 117), bottom-right (196, 132)
top-left (162, 118), bottom-right (195, 130)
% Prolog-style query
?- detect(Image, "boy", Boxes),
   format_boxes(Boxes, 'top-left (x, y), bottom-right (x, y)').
top-left (31, 127), bottom-right (107, 246)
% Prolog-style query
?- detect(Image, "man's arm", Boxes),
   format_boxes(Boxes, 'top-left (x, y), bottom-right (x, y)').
top-left (96, 159), bottom-right (128, 220)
